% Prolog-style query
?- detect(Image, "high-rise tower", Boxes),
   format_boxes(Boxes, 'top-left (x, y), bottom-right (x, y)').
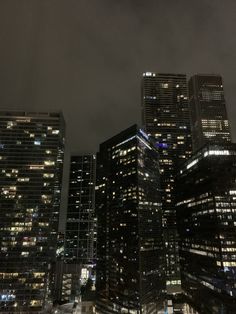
top-left (65, 155), bottom-right (96, 264)
top-left (175, 74), bottom-right (235, 313)
top-left (61, 154), bottom-right (96, 302)
top-left (188, 74), bottom-right (231, 152)
top-left (0, 111), bottom-right (65, 313)
top-left (176, 143), bottom-right (236, 313)
top-left (141, 73), bottom-right (192, 293)
top-left (96, 125), bottom-right (165, 313)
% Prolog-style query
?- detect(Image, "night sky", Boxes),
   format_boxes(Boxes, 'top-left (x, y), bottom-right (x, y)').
top-left (1, 1), bottom-right (236, 229)
top-left (1, 0), bottom-right (236, 152)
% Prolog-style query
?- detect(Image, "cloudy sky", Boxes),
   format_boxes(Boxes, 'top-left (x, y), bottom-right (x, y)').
top-left (1, 0), bottom-right (236, 154)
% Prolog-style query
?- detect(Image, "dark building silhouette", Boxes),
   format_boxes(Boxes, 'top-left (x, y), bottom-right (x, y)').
top-left (96, 125), bottom-right (165, 313)
top-left (141, 72), bottom-right (192, 294)
top-left (188, 74), bottom-right (231, 152)
top-left (176, 143), bottom-right (236, 314)
top-left (0, 111), bottom-right (65, 313)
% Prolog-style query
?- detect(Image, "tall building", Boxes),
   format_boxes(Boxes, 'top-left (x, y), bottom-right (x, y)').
top-left (141, 73), bottom-right (192, 293)
top-left (188, 74), bottom-right (231, 152)
top-left (61, 155), bottom-right (96, 302)
top-left (65, 155), bottom-right (96, 263)
top-left (0, 111), bottom-right (65, 313)
top-left (96, 125), bottom-right (165, 314)
top-left (176, 143), bottom-right (236, 313)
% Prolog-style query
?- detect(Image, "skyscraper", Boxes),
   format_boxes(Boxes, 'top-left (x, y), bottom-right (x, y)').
top-left (176, 143), bottom-right (236, 314)
top-left (61, 154), bottom-right (96, 302)
top-left (0, 111), bottom-right (65, 313)
top-left (65, 155), bottom-right (96, 264)
top-left (188, 74), bottom-right (231, 152)
top-left (141, 73), bottom-right (192, 293)
top-left (96, 125), bottom-right (165, 314)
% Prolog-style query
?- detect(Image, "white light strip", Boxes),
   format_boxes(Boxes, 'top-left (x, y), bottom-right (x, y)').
top-left (186, 159), bottom-right (199, 169)
top-left (137, 136), bottom-right (152, 150)
top-left (204, 150), bottom-right (230, 157)
top-left (115, 136), bottom-right (136, 148)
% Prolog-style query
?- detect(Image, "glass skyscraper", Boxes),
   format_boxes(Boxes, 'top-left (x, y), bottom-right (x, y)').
top-left (176, 143), bottom-right (236, 313)
top-left (188, 74), bottom-right (231, 152)
top-left (65, 155), bottom-right (96, 263)
top-left (96, 125), bottom-right (165, 314)
top-left (0, 111), bottom-right (65, 313)
top-left (141, 73), bottom-right (192, 293)
top-left (175, 74), bottom-right (235, 313)
top-left (61, 154), bottom-right (96, 302)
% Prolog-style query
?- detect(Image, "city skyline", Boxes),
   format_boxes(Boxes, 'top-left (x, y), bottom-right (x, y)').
top-left (1, 2), bottom-right (236, 313)
top-left (0, 83), bottom-right (234, 312)
top-left (1, 1), bottom-right (236, 153)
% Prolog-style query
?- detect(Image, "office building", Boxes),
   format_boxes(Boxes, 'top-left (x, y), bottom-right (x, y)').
top-left (142, 73), bottom-right (192, 293)
top-left (0, 111), bottom-right (65, 313)
top-left (188, 74), bottom-right (231, 152)
top-left (96, 125), bottom-right (165, 313)
top-left (176, 144), bottom-right (236, 313)
top-left (65, 155), bottom-right (96, 263)
top-left (61, 155), bottom-right (96, 302)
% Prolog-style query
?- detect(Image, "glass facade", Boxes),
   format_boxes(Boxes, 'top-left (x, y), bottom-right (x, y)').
top-left (188, 74), bottom-right (231, 152)
top-left (62, 155), bottom-right (96, 302)
top-left (65, 155), bottom-right (96, 263)
top-left (96, 125), bottom-right (165, 313)
top-left (0, 111), bottom-right (65, 312)
top-left (141, 73), bottom-right (192, 293)
top-left (176, 144), bottom-right (236, 313)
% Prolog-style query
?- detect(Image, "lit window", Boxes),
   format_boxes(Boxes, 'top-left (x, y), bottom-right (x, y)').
top-left (161, 83), bottom-right (169, 88)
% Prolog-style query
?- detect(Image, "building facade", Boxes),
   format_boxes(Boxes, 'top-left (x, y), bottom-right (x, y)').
top-left (188, 74), bottom-right (231, 152)
top-left (176, 144), bottom-right (236, 313)
top-left (0, 111), bottom-right (65, 313)
top-left (141, 72), bottom-right (192, 293)
top-left (96, 125), bottom-right (165, 313)
top-left (61, 155), bottom-right (96, 302)
top-left (65, 155), bottom-right (96, 264)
